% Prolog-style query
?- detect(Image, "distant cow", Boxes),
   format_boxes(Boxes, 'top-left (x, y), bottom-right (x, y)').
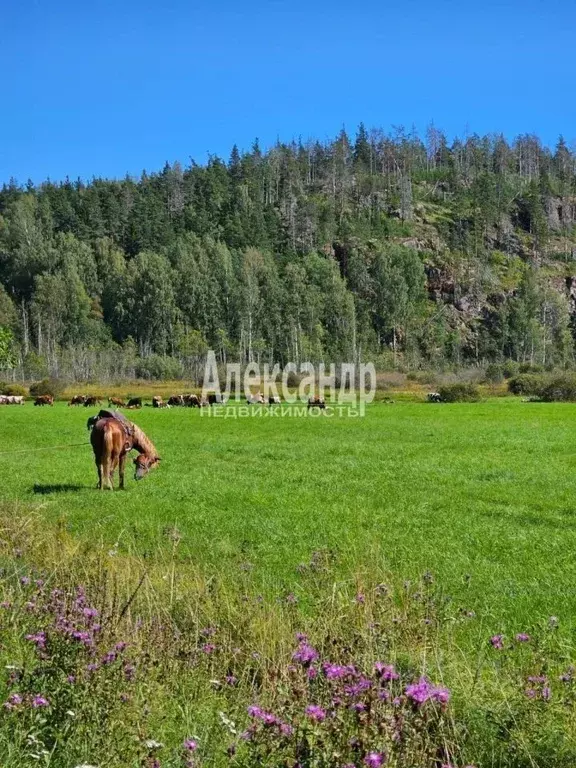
top-left (69, 395), bottom-right (86, 406)
top-left (108, 397), bottom-right (126, 408)
top-left (84, 396), bottom-right (101, 407)
top-left (34, 395), bottom-right (54, 406)
top-left (184, 394), bottom-right (201, 408)
top-left (427, 392), bottom-right (442, 403)
top-left (168, 395), bottom-right (185, 406)
top-left (246, 392), bottom-right (265, 405)
top-left (2, 395), bottom-right (24, 405)
top-left (307, 397), bottom-right (326, 410)
top-left (268, 395), bottom-right (281, 405)
top-left (126, 397), bottom-right (142, 409)
top-left (207, 393), bottom-right (225, 406)
top-left (152, 396), bottom-right (165, 408)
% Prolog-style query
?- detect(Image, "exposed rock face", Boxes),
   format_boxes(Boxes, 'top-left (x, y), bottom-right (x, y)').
top-left (546, 197), bottom-right (576, 230)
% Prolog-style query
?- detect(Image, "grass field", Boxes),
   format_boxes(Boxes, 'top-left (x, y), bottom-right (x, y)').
top-left (2, 398), bottom-right (576, 627)
top-left (1, 398), bottom-right (576, 766)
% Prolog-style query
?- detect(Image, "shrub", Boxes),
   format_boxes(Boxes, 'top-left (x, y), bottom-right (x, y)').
top-left (29, 378), bottom-right (66, 399)
top-left (539, 374), bottom-right (576, 402)
top-left (2, 383), bottom-right (28, 397)
top-left (437, 383), bottom-right (481, 402)
top-left (484, 363), bottom-right (504, 384)
top-left (519, 362), bottom-right (544, 374)
top-left (285, 371), bottom-right (301, 389)
top-left (407, 370), bottom-right (438, 385)
top-left (502, 360), bottom-right (519, 379)
top-left (135, 355), bottom-right (184, 380)
top-left (507, 374), bottom-right (547, 397)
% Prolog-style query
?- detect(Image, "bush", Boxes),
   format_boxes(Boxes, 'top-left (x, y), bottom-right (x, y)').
top-left (135, 355), bottom-right (184, 380)
top-left (2, 383), bottom-right (28, 397)
top-left (507, 374), bottom-right (546, 396)
top-left (519, 362), bottom-right (544, 374)
top-left (484, 363), bottom-right (504, 384)
top-left (502, 361), bottom-right (519, 379)
top-left (437, 383), bottom-right (481, 402)
top-left (407, 371), bottom-right (438, 385)
top-left (29, 378), bottom-right (66, 399)
top-left (540, 374), bottom-right (576, 402)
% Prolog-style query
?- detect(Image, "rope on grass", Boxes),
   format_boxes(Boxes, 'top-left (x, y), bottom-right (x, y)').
top-left (0, 441), bottom-right (91, 456)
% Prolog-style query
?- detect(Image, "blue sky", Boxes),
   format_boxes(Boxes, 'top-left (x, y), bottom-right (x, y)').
top-left (1, 0), bottom-right (575, 183)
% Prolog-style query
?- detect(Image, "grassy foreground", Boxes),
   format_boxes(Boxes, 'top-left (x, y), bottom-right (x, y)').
top-left (0, 399), bottom-right (576, 766)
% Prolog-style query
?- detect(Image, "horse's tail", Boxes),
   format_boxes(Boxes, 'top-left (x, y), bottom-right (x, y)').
top-left (101, 423), bottom-right (115, 485)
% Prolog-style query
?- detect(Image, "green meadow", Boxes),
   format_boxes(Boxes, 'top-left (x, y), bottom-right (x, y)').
top-left (2, 399), bottom-right (575, 629)
top-left (1, 398), bottom-right (576, 766)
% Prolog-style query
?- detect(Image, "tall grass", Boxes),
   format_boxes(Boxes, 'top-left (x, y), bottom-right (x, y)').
top-left (1, 505), bottom-right (576, 767)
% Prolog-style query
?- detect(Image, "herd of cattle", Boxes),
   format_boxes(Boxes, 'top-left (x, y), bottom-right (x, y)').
top-left (0, 393), bottom-right (327, 409)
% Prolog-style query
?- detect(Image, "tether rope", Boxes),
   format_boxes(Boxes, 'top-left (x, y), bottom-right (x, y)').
top-left (0, 442), bottom-right (91, 456)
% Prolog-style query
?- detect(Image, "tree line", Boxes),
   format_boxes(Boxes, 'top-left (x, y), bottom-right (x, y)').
top-left (1, 124), bottom-right (576, 381)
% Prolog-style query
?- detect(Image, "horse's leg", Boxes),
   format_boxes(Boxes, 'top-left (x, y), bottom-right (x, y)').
top-left (109, 451), bottom-right (120, 490)
top-left (96, 461), bottom-right (102, 490)
top-left (118, 451), bottom-right (127, 490)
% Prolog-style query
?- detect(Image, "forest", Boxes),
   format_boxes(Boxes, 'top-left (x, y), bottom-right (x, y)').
top-left (1, 124), bottom-right (576, 381)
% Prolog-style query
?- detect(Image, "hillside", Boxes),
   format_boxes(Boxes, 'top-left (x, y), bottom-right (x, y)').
top-left (1, 125), bottom-right (576, 379)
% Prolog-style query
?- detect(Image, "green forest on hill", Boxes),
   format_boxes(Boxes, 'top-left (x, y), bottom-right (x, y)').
top-left (1, 125), bottom-right (576, 380)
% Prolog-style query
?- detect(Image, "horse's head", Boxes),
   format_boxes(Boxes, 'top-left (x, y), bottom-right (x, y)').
top-left (133, 454), bottom-right (161, 481)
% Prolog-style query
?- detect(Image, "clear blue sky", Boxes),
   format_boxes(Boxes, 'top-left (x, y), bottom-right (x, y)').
top-left (1, 0), bottom-right (575, 183)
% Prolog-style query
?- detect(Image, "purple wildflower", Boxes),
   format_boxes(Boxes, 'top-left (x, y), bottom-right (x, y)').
top-left (25, 631), bottom-right (46, 649)
top-left (305, 704), bottom-right (326, 722)
top-left (225, 675), bottom-right (238, 686)
top-left (202, 643), bottom-right (216, 654)
top-left (20, 576), bottom-right (30, 586)
top-left (4, 693), bottom-right (23, 709)
top-left (364, 753), bottom-right (386, 767)
top-left (323, 663), bottom-right (356, 679)
top-left (279, 722), bottom-right (293, 737)
top-left (525, 688), bottom-right (537, 699)
top-left (67, 675), bottom-right (75, 684)
top-left (515, 633), bottom-right (530, 643)
top-left (183, 739), bottom-right (197, 751)
top-left (542, 686), bottom-right (552, 701)
top-left (374, 662), bottom-right (399, 681)
top-left (405, 677), bottom-right (450, 707)
top-left (355, 593), bottom-right (365, 604)
top-left (490, 635), bottom-right (504, 650)
top-left (293, 641), bottom-right (319, 665)
top-left (31, 695), bottom-right (49, 708)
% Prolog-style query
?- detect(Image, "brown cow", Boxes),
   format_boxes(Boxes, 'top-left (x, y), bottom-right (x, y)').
top-left (84, 396), bottom-right (101, 407)
top-left (69, 395), bottom-right (86, 406)
top-left (184, 394), bottom-right (201, 408)
top-left (108, 397), bottom-right (126, 408)
top-left (307, 397), bottom-right (326, 410)
top-left (126, 397), bottom-right (142, 409)
top-left (34, 395), bottom-right (54, 406)
top-left (168, 395), bottom-right (184, 406)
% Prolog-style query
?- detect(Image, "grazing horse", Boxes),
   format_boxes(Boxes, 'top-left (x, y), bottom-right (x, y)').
top-left (88, 410), bottom-right (160, 490)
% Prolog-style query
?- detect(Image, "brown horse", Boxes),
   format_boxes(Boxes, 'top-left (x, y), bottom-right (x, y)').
top-left (89, 413), bottom-right (160, 490)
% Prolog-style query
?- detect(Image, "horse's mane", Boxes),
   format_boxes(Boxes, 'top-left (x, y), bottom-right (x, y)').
top-left (131, 423), bottom-right (158, 458)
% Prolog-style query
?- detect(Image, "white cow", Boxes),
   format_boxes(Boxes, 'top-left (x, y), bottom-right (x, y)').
top-left (246, 392), bottom-right (265, 405)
